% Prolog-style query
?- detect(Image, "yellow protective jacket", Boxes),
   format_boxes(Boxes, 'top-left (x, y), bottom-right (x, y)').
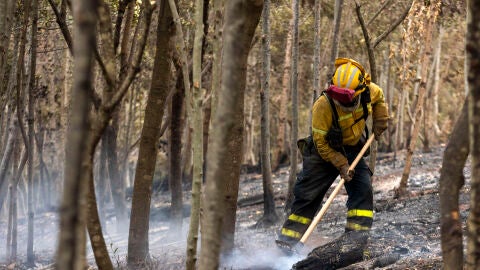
top-left (311, 82), bottom-right (389, 169)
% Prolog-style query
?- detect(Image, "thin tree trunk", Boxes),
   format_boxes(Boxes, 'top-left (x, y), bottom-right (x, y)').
top-left (312, 0), bottom-right (321, 103)
top-left (432, 27), bottom-right (443, 136)
top-left (185, 0), bottom-right (204, 267)
top-left (199, 0), bottom-right (263, 268)
top-left (285, 0), bottom-right (299, 211)
top-left (127, 1), bottom-right (173, 266)
top-left (258, 0), bottom-right (278, 226)
top-left (106, 112), bottom-right (128, 233)
top-left (466, 1), bottom-right (480, 266)
top-left (56, 0), bottom-right (97, 269)
top-left (439, 99), bottom-right (468, 269)
top-left (274, 4), bottom-right (293, 172)
top-left (26, 0), bottom-right (38, 264)
top-left (398, 4), bottom-right (438, 197)
top-left (169, 79), bottom-right (184, 235)
top-left (86, 159), bottom-right (113, 270)
top-left (328, 0), bottom-right (343, 76)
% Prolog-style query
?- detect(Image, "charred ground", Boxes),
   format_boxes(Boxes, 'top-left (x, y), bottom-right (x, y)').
top-left (0, 145), bottom-right (471, 269)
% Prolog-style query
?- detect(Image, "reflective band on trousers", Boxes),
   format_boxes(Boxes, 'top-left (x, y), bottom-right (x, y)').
top-left (347, 209), bottom-right (374, 218)
top-left (346, 222), bottom-right (371, 231)
top-left (281, 228), bottom-right (303, 239)
top-left (288, 214), bottom-right (312, 225)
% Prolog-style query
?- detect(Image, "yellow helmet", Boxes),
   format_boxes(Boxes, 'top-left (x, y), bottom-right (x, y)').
top-left (332, 58), bottom-right (367, 94)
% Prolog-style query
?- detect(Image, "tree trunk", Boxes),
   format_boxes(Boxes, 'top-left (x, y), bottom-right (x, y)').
top-left (169, 79), bottom-right (185, 234)
top-left (105, 112), bottom-right (128, 233)
top-left (312, 0), bottom-right (321, 103)
top-left (185, 0), bottom-right (204, 267)
top-left (258, 0), bottom-right (278, 226)
top-left (285, 0), bottom-right (299, 212)
top-left (431, 27), bottom-right (443, 136)
top-left (198, 0), bottom-right (263, 268)
top-left (328, 0), bottom-right (343, 76)
top-left (127, 1), bottom-right (173, 266)
top-left (466, 1), bottom-right (480, 266)
top-left (0, 120), bottom-right (16, 213)
top-left (439, 99), bottom-right (468, 269)
top-left (86, 157), bottom-right (113, 270)
top-left (273, 4), bottom-right (293, 172)
top-left (56, 1), bottom-right (97, 269)
top-left (208, 0), bottom-right (224, 132)
top-left (27, 0), bottom-right (38, 264)
top-left (397, 4), bottom-right (438, 196)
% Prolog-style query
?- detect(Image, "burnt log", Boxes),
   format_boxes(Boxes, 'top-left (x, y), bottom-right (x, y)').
top-left (292, 231), bottom-right (369, 270)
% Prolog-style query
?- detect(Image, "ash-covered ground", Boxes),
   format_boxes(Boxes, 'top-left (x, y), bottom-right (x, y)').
top-left (0, 145), bottom-right (471, 269)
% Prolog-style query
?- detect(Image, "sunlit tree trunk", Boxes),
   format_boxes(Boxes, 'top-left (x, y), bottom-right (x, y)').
top-left (439, 99), bottom-right (468, 269)
top-left (466, 0), bottom-right (480, 267)
top-left (56, 1), bottom-right (97, 269)
top-left (258, 0), bottom-right (278, 226)
top-left (398, 3), bottom-right (439, 196)
top-left (431, 27), bottom-right (443, 136)
top-left (198, 0), bottom-right (263, 268)
top-left (127, 1), bottom-right (172, 266)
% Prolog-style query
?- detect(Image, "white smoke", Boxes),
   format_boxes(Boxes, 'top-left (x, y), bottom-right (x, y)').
top-left (221, 247), bottom-right (305, 270)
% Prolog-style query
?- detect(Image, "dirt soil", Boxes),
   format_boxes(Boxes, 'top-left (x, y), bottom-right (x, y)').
top-left (0, 145), bottom-right (471, 269)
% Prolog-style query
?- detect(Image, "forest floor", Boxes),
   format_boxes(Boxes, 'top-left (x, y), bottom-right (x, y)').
top-left (0, 144), bottom-right (472, 269)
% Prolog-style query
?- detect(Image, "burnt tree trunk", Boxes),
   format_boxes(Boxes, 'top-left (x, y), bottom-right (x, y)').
top-left (258, 0), bottom-right (278, 226)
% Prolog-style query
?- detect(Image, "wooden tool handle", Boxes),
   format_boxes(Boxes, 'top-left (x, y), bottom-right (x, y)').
top-left (299, 135), bottom-right (375, 244)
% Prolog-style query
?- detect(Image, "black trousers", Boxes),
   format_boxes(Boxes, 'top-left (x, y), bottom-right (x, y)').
top-left (278, 143), bottom-right (373, 245)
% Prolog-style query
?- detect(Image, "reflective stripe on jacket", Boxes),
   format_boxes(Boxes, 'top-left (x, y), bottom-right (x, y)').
top-left (311, 82), bottom-right (388, 169)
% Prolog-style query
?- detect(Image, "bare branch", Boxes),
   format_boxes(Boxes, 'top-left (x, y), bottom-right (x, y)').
top-left (104, 1), bottom-right (153, 111)
top-left (366, 0), bottom-right (392, 27)
top-left (46, 0), bottom-right (73, 54)
top-left (355, 1), bottom-right (377, 81)
top-left (373, 1), bottom-right (413, 49)
top-left (114, 0), bottom-right (134, 52)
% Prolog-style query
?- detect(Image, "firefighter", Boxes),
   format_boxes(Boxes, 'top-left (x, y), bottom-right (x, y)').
top-left (277, 58), bottom-right (389, 248)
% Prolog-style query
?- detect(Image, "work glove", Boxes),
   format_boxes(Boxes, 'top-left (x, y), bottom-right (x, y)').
top-left (339, 164), bottom-right (354, 182)
top-left (372, 103), bottom-right (388, 140)
top-left (373, 119), bottom-right (387, 140)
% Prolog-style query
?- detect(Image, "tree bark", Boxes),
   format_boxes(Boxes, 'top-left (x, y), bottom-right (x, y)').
top-left (439, 99), bottom-right (468, 269)
top-left (328, 0), bottom-right (343, 76)
top-left (257, 0), bottom-right (278, 227)
top-left (169, 78), bottom-right (185, 234)
top-left (285, 0), bottom-right (299, 212)
top-left (199, 0), bottom-right (263, 268)
top-left (466, 0), bottom-right (480, 266)
top-left (27, 0), bottom-right (38, 264)
top-left (127, 1), bottom-right (173, 266)
top-left (105, 112), bottom-right (128, 233)
top-left (185, 0), bottom-right (204, 267)
top-left (56, 1), bottom-right (97, 269)
top-left (398, 3), bottom-right (438, 196)
top-left (273, 3), bottom-right (293, 172)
